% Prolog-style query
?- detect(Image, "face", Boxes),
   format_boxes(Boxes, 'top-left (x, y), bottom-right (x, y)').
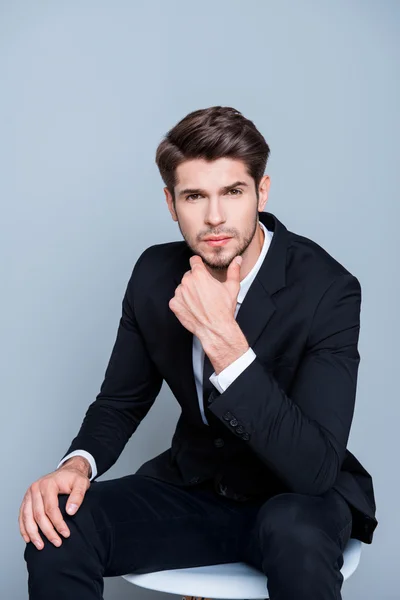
top-left (164, 157), bottom-right (270, 281)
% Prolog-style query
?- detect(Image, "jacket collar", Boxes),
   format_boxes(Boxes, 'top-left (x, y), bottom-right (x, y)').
top-left (236, 220), bottom-right (272, 305)
top-left (234, 211), bottom-right (288, 349)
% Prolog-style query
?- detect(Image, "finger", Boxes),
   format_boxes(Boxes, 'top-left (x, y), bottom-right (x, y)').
top-left (22, 491), bottom-right (45, 550)
top-left (18, 502), bottom-right (30, 543)
top-left (30, 485), bottom-right (63, 547)
top-left (66, 481), bottom-right (88, 515)
top-left (226, 255), bottom-right (242, 282)
top-left (189, 256), bottom-right (204, 268)
top-left (42, 481), bottom-right (70, 538)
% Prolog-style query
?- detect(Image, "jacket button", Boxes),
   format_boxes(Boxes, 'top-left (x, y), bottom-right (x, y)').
top-left (214, 438), bottom-right (225, 448)
top-left (242, 432), bottom-right (250, 441)
top-left (236, 425), bottom-right (244, 434)
top-left (223, 412), bottom-right (233, 421)
top-left (230, 418), bottom-right (238, 427)
top-left (189, 476), bottom-right (200, 484)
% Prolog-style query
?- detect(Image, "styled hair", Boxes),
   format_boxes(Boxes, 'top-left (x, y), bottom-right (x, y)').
top-left (155, 106), bottom-right (270, 204)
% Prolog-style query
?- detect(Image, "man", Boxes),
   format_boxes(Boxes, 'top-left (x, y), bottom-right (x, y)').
top-left (20, 106), bottom-right (377, 599)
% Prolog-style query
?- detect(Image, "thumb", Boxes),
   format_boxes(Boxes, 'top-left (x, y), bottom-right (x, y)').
top-left (226, 255), bottom-right (242, 284)
top-left (66, 479), bottom-right (90, 515)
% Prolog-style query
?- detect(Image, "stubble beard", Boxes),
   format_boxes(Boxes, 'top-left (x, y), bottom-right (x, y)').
top-left (177, 212), bottom-right (259, 272)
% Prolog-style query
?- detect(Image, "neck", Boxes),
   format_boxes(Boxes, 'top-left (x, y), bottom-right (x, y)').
top-left (238, 220), bottom-right (264, 281)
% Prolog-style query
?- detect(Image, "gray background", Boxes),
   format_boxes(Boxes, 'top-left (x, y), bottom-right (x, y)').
top-left (1, 1), bottom-right (398, 598)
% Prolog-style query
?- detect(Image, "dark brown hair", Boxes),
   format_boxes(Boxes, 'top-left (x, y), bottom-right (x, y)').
top-left (155, 106), bottom-right (270, 204)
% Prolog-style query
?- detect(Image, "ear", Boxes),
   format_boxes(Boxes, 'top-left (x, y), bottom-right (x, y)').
top-left (257, 175), bottom-right (270, 212)
top-left (164, 187), bottom-right (178, 222)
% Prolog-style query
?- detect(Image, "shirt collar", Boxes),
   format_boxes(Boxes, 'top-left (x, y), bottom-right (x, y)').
top-left (237, 220), bottom-right (273, 305)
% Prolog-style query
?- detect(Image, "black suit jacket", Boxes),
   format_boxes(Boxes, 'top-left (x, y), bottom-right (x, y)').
top-left (62, 211), bottom-right (378, 544)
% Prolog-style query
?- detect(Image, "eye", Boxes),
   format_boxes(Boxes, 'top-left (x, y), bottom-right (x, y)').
top-left (185, 189), bottom-right (243, 201)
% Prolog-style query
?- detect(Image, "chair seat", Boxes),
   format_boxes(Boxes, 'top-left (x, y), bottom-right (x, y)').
top-left (122, 538), bottom-right (362, 599)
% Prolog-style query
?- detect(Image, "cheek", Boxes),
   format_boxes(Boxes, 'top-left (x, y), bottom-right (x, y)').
top-left (178, 214), bottom-right (197, 239)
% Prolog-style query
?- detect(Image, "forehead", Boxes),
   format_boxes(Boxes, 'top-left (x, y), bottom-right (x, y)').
top-left (175, 157), bottom-right (250, 190)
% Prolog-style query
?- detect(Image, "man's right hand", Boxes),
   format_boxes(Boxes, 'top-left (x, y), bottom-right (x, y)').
top-left (18, 456), bottom-right (91, 550)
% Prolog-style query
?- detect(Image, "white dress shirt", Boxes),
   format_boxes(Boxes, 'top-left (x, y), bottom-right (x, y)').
top-left (57, 220), bottom-right (273, 480)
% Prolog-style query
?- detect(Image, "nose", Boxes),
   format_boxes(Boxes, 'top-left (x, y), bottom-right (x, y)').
top-left (204, 199), bottom-right (226, 227)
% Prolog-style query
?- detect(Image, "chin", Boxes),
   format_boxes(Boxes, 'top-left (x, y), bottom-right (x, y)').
top-left (189, 239), bottom-right (238, 270)
top-left (202, 252), bottom-right (235, 271)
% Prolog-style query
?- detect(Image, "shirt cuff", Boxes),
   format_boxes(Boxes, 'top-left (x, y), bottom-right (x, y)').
top-left (209, 348), bottom-right (256, 393)
top-left (57, 450), bottom-right (97, 481)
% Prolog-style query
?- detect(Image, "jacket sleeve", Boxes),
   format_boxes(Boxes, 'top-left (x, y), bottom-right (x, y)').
top-left (60, 250), bottom-right (163, 479)
top-left (208, 273), bottom-right (362, 496)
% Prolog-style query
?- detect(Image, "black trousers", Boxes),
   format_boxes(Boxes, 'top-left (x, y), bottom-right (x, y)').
top-left (24, 474), bottom-right (353, 599)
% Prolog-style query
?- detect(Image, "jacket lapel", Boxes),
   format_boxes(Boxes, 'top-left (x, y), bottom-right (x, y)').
top-left (235, 211), bottom-right (288, 348)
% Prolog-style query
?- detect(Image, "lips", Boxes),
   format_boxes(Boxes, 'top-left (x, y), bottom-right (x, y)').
top-left (204, 237), bottom-right (232, 247)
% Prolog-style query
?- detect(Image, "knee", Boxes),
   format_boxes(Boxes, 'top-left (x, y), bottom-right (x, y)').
top-left (255, 493), bottom-right (326, 555)
top-left (252, 493), bottom-right (346, 592)
top-left (23, 490), bottom-right (98, 571)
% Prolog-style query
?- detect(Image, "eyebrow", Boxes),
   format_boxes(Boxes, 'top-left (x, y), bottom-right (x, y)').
top-left (177, 180), bottom-right (249, 197)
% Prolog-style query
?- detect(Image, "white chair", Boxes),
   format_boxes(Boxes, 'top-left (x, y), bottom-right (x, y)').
top-left (122, 537), bottom-right (362, 599)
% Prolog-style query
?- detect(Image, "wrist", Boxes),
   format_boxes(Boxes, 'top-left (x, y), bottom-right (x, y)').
top-left (200, 321), bottom-right (249, 375)
top-left (201, 320), bottom-right (247, 355)
top-left (198, 318), bottom-right (239, 349)
top-left (59, 456), bottom-right (91, 478)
